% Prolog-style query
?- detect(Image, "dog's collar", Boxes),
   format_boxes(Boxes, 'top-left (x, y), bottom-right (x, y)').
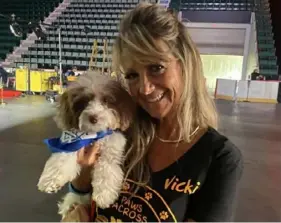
top-left (44, 129), bottom-right (114, 153)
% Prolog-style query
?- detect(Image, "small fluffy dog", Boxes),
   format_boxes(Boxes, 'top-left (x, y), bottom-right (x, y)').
top-left (37, 72), bottom-right (135, 216)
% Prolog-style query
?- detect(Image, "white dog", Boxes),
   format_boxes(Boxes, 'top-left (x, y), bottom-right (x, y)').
top-left (37, 72), bottom-right (135, 218)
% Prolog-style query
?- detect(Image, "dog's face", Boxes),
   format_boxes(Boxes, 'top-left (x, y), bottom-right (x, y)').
top-left (55, 73), bottom-right (135, 133)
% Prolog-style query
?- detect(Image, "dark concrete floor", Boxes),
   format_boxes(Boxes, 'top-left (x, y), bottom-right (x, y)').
top-left (0, 96), bottom-right (280, 221)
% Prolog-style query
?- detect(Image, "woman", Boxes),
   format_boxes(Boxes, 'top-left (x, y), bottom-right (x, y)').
top-left (62, 3), bottom-right (243, 222)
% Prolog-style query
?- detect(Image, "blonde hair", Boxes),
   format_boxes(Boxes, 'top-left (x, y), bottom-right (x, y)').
top-left (112, 3), bottom-right (218, 187)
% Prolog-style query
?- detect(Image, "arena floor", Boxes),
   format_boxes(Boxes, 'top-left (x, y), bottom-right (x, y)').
top-left (0, 96), bottom-right (280, 221)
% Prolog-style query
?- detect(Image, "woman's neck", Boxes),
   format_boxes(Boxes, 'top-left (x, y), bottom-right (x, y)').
top-left (157, 116), bottom-right (181, 140)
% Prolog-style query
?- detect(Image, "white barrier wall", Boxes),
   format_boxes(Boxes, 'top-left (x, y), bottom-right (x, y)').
top-left (247, 81), bottom-right (279, 103)
top-left (215, 78), bottom-right (279, 103)
top-left (214, 79), bottom-right (237, 100)
top-left (236, 80), bottom-right (249, 101)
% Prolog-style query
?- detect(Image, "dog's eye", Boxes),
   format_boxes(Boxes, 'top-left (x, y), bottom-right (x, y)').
top-left (102, 96), bottom-right (114, 104)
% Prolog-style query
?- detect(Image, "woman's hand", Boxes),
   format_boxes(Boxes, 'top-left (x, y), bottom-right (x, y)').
top-left (61, 204), bottom-right (91, 222)
top-left (77, 143), bottom-right (101, 167)
top-left (71, 143), bottom-right (101, 193)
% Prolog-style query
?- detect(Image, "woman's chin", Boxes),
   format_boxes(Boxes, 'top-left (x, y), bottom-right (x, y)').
top-left (146, 107), bottom-right (170, 120)
top-left (141, 97), bottom-right (172, 120)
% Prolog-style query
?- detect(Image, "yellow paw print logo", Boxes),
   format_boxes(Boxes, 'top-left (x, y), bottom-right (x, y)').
top-left (159, 211), bottom-right (169, 220)
top-left (144, 192), bottom-right (152, 200)
top-left (122, 182), bottom-right (130, 191)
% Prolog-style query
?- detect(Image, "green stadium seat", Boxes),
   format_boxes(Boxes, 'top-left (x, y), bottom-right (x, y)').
top-left (0, 0), bottom-right (63, 61)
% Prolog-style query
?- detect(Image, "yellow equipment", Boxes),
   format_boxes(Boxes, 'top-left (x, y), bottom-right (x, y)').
top-left (53, 84), bottom-right (61, 92)
top-left (67, 76), bottom-right (78, 82)
top-left (30, 70), bottom-right (57, 93)
top-left (102, 38), bottom-right (109, 75)
top-left (15, 68), bottom-right (29, 92)
top-left (88, 38), bottom-right (111, 74)
top-left (16, 68), bottom-right (57, 93)
top-left (89, 39), bottom-right (98, 71)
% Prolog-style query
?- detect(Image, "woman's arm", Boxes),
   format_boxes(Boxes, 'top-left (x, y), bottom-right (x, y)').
top-left (59, 144), bottom-right (100, 220)
top-left (185, 140), bottom-right (243, 222)
top-left (71, 166), bottom-right (92, 193)
top-left (71, 143), bottom-right (101, 191)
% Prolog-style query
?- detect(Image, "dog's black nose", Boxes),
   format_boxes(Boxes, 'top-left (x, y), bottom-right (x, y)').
top-left (89, 115), bottom-right (98, 124)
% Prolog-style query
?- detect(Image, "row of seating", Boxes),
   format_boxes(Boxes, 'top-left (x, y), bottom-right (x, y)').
top-left (0, 0), bottom-right (63, 60)
top-left (67, 3), bottom-right (136, 9)
top-left (47, 24), bottom-right (119, 31)
top-left (179, 0), bottom-right (256, 10)
top-left (23, 50), bottom-right (113, 58)
top-left (181, 2), bottom-right (254, 5)
top-left (180, 7), bottom-right (253, 10)
top-left (180, 0), bottom-right (255, 3)
top-left (46, 30), bottom-right (119, 38)
top-left (15, 59), bottom-right (110, 69)
top-left (71, 0), bottom-right (139, 4)
top-left (54, 19), bottom-right (120, 25)
top-left (29, 43), bottom-right (113, 51)
top-left (65, 3), bottom-right (136, 9)
top-left (59, 13), bottom-right (123, 19)
top-left (61, 9), bottom-right (128, 14)
top-left (16, 0), bottom-right (140, 69)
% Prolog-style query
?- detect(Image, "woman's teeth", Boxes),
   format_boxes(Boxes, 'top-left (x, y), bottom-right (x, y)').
top-left (147, 92), bottom-right (165, 103)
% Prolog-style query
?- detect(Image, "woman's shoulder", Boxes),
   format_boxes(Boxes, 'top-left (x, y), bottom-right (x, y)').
top-left (196, 127), bottom-right (243, 171)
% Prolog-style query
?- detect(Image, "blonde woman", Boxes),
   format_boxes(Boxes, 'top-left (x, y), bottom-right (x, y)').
top-left (61, 3), bottom-right (243, 222)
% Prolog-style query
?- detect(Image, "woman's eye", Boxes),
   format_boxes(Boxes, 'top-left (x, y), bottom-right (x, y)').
top-left (148, 64), bottom-right (165, 75)
top-left (124, 72), bottom-right (138, 80)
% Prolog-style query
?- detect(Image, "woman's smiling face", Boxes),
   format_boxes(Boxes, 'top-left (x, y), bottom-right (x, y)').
top-left (123, 53), bottom-right (183, 120)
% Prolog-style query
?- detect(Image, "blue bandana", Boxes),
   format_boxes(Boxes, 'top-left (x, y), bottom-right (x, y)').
top-left (44, 129), bottom-right (114, 153)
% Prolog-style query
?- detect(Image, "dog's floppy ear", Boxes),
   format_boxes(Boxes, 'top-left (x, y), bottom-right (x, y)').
top-left (54, 90), bottom-right (75, 130)
top-left (115, 86), bottom-right (136, 132)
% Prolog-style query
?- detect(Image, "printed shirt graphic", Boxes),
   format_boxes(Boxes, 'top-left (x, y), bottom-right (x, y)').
top-left (94, 128), bottom-right (240, 222)
top-left (95, 179), bottom-right (179, 222)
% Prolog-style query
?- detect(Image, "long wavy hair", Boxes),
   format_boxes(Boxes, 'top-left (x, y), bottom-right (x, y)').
top-left (112, 2), bottom-right (218, 187)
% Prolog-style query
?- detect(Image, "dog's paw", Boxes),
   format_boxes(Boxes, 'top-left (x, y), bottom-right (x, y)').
top-left (37, 176), bottom-right (65, 193)
top-left (92, 190), bottom-right (119, 209)
top-left (91, 163), bottom-right (124, 209)
top-left (37, 152), bottom-right (81, 193)
top-left (58, 192), bottom-right (91, 218)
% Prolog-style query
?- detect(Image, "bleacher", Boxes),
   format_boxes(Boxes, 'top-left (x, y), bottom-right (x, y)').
top-left (13, 0), bottom-right (141, 70)
top-left (170, 0), bottom-right (279, 78)
top-left (0, 0), bottom-right (278, 78)
top-left (0, 0), bottom-right (63, 62)
top-left (179, 0), bottom-right (256, 11)
top-left (255, 0), bottom-right (278, 77)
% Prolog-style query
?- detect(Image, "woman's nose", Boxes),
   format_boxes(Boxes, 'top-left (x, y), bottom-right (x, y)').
top-left (139, 75), bottom-right (155, 95)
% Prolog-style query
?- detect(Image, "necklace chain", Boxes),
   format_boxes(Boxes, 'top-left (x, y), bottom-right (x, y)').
top-left (155, 126), bottom-right (200, 143)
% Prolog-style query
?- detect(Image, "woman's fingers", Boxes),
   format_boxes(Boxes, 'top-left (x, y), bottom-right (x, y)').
top-left (77, 143), bottom-right (101, 166)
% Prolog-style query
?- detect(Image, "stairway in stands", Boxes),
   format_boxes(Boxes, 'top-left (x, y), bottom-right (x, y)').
top-left (0, 0), bottom-right (63, 65)
top-left (14, 0), bottom-right (141, 70)
top-left (255, 0), bottom-right (279, 78)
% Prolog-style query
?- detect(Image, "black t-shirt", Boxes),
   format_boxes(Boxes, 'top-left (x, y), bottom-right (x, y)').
top-left (94, 128), bottom-right (243, 222)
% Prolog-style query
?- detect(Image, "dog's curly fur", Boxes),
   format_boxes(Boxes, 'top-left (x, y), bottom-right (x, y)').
top-left (37, 72), bottom-right (135, 216)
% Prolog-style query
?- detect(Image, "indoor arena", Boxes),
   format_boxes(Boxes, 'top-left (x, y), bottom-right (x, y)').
top-left (0, 0), bottom-right (280, 221)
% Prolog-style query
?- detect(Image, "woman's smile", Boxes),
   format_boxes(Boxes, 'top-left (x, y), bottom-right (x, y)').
top-left (142, 91), bottom-right (166, 103)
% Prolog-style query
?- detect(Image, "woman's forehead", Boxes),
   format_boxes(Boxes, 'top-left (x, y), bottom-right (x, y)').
top-left (119, 39), bottom-right (172, 71)
top-left (121, 55), bottom-right (175, 73)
